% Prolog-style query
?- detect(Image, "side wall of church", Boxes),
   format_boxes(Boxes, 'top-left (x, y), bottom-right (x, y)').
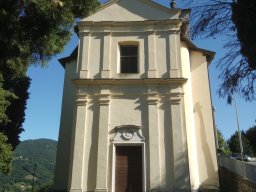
top-left (181, 42), bottom-right (201, 190)
top-left (190, 51), bottom-right (219, 190)
top-left (54, 60), bottom-right (77, 191)
top-left (181, 43), bottom-right (219, 191)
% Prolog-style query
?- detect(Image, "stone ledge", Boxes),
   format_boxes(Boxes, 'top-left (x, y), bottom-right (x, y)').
top-left (219, 167), bottom-right (256, 192)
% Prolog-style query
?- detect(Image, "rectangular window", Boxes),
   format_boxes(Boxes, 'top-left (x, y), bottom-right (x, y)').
top-left (120, 45), bottom-right (138, 73)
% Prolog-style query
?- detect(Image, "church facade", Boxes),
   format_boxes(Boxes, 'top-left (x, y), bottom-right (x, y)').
top-left (54, 0), bottom-right (219, 191)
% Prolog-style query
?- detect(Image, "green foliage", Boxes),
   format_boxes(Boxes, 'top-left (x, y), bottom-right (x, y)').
top-left (0, 0), bottom-right (100, 68)
top-left (186, 0), bottom-right (256, 102)
top-left (227, 131), bottom-right (254, 156)
top-left (0, 0), bottom-right (100, 148)
top-left (217, 129), bottom-right (231, 155)
top-left (0, 75), bottom-right (17, 125)
top-left (37, 184), bottom-right (53, 192)
top-left (0, 139), bottom-right (57, 191)
top-left (0, 75), bottom-right (31, 149)
top-left (232, 0), bottom-right (256, 70)
top-left (72, 0), bottom-right (101, 18)
top-left (0, 133), bottom-right (13, 174)
top-left (245, 126), bottom-right (256, 155)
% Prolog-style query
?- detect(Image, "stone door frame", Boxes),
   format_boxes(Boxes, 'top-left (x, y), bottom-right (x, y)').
top-left (111, 125), bottom-right (146, 192)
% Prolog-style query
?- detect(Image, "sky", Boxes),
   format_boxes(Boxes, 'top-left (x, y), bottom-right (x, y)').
top-left (20, 0), bottom-right (256, 141)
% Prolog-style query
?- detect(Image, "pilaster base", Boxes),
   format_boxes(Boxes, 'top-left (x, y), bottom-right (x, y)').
top-left (169, 69), bottom-right (179, 77)
top-left (79, 70), bottom-right (88, 78)
top-left (70, 189), bottom-right (83, 192)
top-left (147, 70), bottom-right (157, 78)
top-left (95, 188), bottom-right (108, 192)
top-left (101, 70), bottom-right (110, 78)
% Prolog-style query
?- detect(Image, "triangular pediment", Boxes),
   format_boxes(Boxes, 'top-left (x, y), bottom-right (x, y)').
top-left (82, 0), bottom-right (180, 22)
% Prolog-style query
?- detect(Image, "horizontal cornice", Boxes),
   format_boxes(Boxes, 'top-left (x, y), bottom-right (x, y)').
top-left (78, 19), bottom-right (182, 33)
top-left (72, 78), bottom-right (187, 86)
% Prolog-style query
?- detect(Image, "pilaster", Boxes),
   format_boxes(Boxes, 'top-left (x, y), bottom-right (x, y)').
top-left (78, 32), bottom-right (90, 78)
top-left (147, 29), bottom-right (157, 78)
top-left (70, 93), bottom-right (87, 191)
top-left (168, 30), bottom-right (181, 77)
top-left (95, 90), bottom-right (110, 192)
top-left (169, 91), bottom-right (189, 190)
top-left (146, 86), bottom-right (161, 191)
top-left (101, 31), bottom-right (112, 78)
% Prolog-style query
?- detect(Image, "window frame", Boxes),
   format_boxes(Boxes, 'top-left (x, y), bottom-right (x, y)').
top-left (118, 42), bottom-right (139, 74)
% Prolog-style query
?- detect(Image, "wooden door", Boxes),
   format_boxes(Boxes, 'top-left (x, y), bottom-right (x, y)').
top-left (115, 146), bottom-right (142, 192)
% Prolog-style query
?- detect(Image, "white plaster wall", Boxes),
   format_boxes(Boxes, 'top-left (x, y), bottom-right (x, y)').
top-left (54, 60), bottom-right (77, 191)
top-left (88, 35), bottom-right (103, 78)
top-left (82, 99), bottom-right (99, 191)
top-left (110, 98), bottom-right (142, 127)
top-left (180, 42), bottom-right (200, 190)
top-left (60, 81), bottom-right (189, 191)
top-left (79, 30), bottom-right (181, 79)
top-left (190, 51), bottom-right (219, 190)
top-left (54, 1), bottom-right (220, 191)
top-left (158, 98), bottom-right (175, 190)
top-left (83, 0), bottom-right (179, 22)
top-left (109, 95), bottom-right (146, 190)
top-left (55, 44), bottom-right (219, 192)
top-left (110, 35), bottom-right (146, 78)
top-left (155, 33), bottom-right (168, 78)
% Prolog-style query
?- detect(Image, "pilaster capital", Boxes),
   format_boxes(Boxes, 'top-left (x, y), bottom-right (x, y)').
top-left (168, 29), bottom-right (180, 35)
top-left (146, 25), bottom-right (156, 34)
top-left (76, 93), bottom-right (87, 106)
top-left (169, 92), bottom-right (184, 104)
top-left (103, 31), bottom-right (112, 35)
top-left (147, 30), bottom-right (156, 35)
top-left (78, 31), bottom-right (91, 38)
top-left (147, 93), bottom-right (159, 105)
top-left (98, 94), bottom-right (110, 105)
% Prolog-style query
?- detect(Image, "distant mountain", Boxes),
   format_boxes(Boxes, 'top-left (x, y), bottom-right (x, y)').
top-left (0, 139), bottom-right (57, 192)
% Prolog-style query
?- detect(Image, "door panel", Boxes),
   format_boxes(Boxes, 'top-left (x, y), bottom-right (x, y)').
top-left (115, 146), bottom-right (142, 192)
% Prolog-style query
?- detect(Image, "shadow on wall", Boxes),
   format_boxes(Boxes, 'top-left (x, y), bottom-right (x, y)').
top-left (86, 99), bottom-right (100, 190)
top-left (194, 102), bottom-right (219, 190)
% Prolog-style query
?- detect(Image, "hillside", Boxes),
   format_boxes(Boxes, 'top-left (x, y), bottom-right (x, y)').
top-left (0, 139), bottom-right (57, 192)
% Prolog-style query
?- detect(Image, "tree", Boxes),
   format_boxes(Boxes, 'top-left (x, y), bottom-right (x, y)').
top-left (245, 126), bottom-right (256, 155)
top-left (227, 131), bottom-right (254, 156)
top-left (0, 133), bottom-right (13, 174)
top-left (0, 75), bottom-right (30, 149)
top-left (0, 0), bottom-right (100, 148)
top-left (217, 129), bottom-right (231, 155)
top-left (185, 0), bottom-right (256, 103)
top-left (0, 75), bottom-right (16, 125)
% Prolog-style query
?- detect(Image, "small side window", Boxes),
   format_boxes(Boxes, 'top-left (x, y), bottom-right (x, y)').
top-left (120, 45), bottom-right (138, 73)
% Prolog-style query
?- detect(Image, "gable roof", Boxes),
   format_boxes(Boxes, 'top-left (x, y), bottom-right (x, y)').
top-left (58, 1), bottom-right (214, 67)
top-left (81, 0), bottom-right (180, 22)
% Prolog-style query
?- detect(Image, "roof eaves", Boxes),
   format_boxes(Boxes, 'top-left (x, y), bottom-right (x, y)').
top-left (58, 46), bottom-right (78, 68)
top-left (181, 36), bottom-right (215, 64)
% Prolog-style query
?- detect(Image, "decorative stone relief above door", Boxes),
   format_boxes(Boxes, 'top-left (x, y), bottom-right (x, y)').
top-left (111, 125), bottom-right (145, 142)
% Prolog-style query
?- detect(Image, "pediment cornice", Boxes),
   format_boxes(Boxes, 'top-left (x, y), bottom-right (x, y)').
top-left (78, 19), bottom-right (182, 33)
